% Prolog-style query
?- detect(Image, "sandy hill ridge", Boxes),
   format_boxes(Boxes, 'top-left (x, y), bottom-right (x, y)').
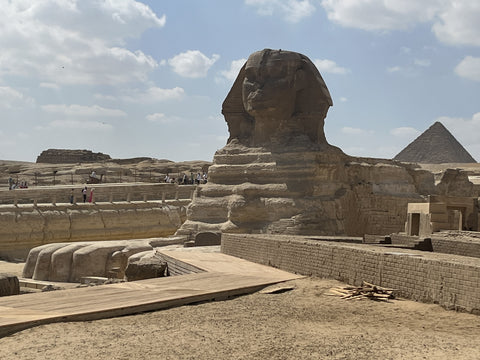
top-left (394, 122), bottom-right (477, 164)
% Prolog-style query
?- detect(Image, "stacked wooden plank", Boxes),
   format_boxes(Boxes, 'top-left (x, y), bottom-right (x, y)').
top-left (329, 281), bottom-right (395, 301)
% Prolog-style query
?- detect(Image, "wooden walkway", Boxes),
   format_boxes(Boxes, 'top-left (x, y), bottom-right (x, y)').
top-left (0, 248), bottom-right (302, 337)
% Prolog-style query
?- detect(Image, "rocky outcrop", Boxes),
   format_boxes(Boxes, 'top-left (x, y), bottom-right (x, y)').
top-left (124, 251), bottom-right (168, 281)
top-left (436, 169), bottom-right (475, 197)
top-left (36, 149), bottom-right (112, 164)
top-left (0, 274), bottom-right (19, 297)
top-left (176, 49), bottom-right (438, 239)
top-left (0, 158), bottom-right (211, 187)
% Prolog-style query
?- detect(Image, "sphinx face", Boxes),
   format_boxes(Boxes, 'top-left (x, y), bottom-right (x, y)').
top-left (242, 51), bottom-right (300, 119)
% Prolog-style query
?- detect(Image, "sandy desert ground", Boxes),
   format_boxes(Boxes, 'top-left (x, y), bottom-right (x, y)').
top-left (1, 261), bottom-right (480, 360)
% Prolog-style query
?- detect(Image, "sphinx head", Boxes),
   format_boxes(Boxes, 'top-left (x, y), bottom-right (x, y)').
top-left (222, 49), bottom-right (333, 147)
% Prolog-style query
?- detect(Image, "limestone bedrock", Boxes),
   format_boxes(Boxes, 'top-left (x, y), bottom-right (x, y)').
top-left (177, 49), bottom-right (474, 238)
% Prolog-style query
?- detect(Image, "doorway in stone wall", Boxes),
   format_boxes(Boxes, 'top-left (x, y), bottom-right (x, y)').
top-left (447, 207), bottom-right (465, 230)
top-left (410, 213), bottom-right (420, 236)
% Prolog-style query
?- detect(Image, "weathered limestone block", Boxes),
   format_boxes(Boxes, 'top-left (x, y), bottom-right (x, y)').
top-left (69, 208), bottom-right (108, 241)
top-left (106, 243), bottom-right (155, 279)
top-left (42, 209), bottom-right (71, 242)
top-left (124, 251), bottom-right (168, 281)
top-left (194, 232), bottom-right (221, 246)
top-left (0, 274), bottom-right (20, 297)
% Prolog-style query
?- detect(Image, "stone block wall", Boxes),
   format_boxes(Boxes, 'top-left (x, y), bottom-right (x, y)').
top-left (0, 201), bottom-right (184, 261)
top-left (0, 183), bottom-right (196, 205)
top-left (222, 234), bottom-right (480, 313)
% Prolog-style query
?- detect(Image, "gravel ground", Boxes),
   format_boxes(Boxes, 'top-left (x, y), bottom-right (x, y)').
top-left (1, 276), bottom-right (480, 360)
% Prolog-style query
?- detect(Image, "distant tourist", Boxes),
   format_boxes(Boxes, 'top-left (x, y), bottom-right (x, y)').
top-left (82, 186), bottom-right (87, 203)
top-left (70, 189), bottom-right (74, 204)
top-left (89, 188), bottom-right (95, 203)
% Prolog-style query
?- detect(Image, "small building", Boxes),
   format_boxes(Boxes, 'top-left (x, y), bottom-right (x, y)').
top-left (406, 195), bottom-right (479, 237)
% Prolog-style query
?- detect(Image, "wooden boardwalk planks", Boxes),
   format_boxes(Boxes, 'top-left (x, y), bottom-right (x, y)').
top-left (0, 249), bottom-right (302, 337)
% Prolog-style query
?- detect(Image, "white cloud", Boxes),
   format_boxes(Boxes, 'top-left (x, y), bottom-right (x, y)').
top-left (341, 127), bottom-right (374, 135)
top-left (339, 97), bottom-right (348, 102)
top-left (387, 66), bottom-right (402, 73)
top-left (0, 1), bottom-right (165, 85)
top-left (454, 56), bottom-right (480, 81)
top-left (245, 0), bottom-right (315, 23)
top-left (168, 51), bottom-right (220, 78)
top-left (41, 104), bottom-right (127, 117)
top-left (145, 113), bottom-right (175, 124)
top-left (39, 82), bottom-right (60, 90)
top-left (321, 0), bottom-right (440, 31)
top-left (146, 113), bottom-right (166, 123)
top-left (219, 58), bottom-right (247, 82)
top-left (432, 2), bottom-right (480, 46)
top-left (321, 0), bottom-right (480, 47)
top-left (0, 87), bottom-right (35, 108)
top-left (122, 86), bottom-right (185, 103)
top-left (47, 119), bottom-right (113, 130)
top-left (94, 93), bottom-right (117, 102)
top-left (414, 59), bottom-right (431, 67)
top-left (390, 127), bottom-right (420, 138)
top-left (313, 59), bottom-right (349, 75)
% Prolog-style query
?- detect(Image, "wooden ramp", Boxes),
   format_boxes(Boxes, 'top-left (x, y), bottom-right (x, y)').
top-left (0, 249), bottom-right (302, 338)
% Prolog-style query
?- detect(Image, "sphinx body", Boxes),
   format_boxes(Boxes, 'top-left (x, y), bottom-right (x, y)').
top-left (176, 49), bottom-right (435, 238)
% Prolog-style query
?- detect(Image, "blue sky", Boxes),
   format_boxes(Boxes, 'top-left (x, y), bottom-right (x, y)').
top-left (1, 0), bottom-right (479, 162)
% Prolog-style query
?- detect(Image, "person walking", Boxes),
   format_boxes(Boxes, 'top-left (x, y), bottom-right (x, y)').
top-left (82, 186), bottom-right (87, 203)
top-left (88, 188), bottom-right (95, 203)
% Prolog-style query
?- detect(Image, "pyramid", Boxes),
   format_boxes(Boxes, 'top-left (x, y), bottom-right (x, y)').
top-left (393, 122), bottom-right (477, 164)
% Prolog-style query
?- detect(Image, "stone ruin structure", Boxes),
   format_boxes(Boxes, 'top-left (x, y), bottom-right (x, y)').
top-left (406, 195), bottom-right (479, 237)
top-left (176, 48), bottom-right (445, 239)
top-left (36, 149), bottom-right (111, 163)
top-left (405, 169), bottom-right (480, 236)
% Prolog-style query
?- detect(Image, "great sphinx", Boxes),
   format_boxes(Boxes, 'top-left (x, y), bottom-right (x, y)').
top-left (176, 49), bottom-right (436, 238)
top-left (21, 50), bottom-right (476, 283)
top-left (223, 49), bottom-right (332, 148)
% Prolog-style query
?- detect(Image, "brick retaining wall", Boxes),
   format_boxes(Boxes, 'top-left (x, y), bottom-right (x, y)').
top-left (221, 234), bottom-right (480, 314)
top-left (431, 236), bottom-right (480, 258)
